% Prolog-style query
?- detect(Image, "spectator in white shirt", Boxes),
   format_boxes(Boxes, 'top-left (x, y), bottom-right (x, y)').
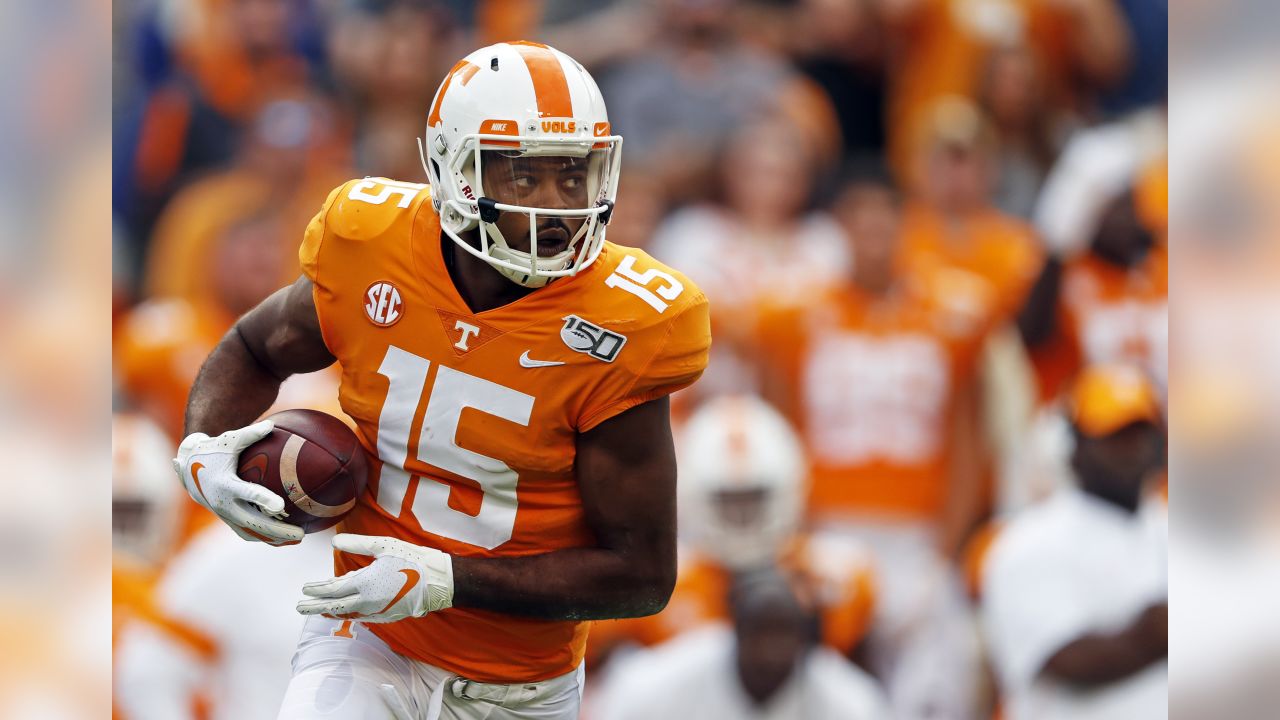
top-left (982, 364), bottom-right (1167, 720)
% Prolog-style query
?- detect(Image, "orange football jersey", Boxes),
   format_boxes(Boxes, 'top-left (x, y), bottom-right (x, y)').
top-left (755, 283), bottom-right (979, 521)
top-left (887, 0), bottom-right (1079, 183)
top-left (300, 178), bottom-right (711, 683)
top-left (589, 534), bottom-right (876, 661)
top-left (112, 556), bottom-right (218, 720)
top-left (899, 202), bottom-right (1043, 339)
top-left (1030, 246), bottom-right (1168, 404)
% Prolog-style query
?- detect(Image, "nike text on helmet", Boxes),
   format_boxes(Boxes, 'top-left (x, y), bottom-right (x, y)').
top-left (677, 395), bottom-right (809, 571)
top-left (420, 41), bottom-right (622, 288)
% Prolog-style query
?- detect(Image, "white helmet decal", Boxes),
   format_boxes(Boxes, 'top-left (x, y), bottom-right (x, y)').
top-left (421, 42), bottom-right (623, 288)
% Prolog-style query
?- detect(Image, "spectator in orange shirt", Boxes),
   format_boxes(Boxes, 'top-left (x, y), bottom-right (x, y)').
top-left (754, 167), bottom-right (988, 719)
top-left (881, 0), bottom-right (1131, 181)
top-left (900, 97), bottom-right (1043, 343)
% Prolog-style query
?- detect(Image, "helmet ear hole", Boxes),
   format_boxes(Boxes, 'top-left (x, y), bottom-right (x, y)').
top-left (429, 158), bottom-right (443, 185)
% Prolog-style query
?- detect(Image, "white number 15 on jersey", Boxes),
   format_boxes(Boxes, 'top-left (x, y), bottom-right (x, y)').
top-left (372, 345), bottom-right (533, 550)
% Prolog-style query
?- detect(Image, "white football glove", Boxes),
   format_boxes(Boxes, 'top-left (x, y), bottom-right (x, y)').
top-left (172, 420), bottom-right (305, 547)
top-left (296, 534), bottom-right (454, 623)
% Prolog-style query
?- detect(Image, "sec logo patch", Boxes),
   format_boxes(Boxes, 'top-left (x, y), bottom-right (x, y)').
top-left (364, 281), bottom-right (403, 327)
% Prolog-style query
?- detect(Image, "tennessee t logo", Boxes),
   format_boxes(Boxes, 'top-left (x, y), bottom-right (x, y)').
top-left (454, 320), bottom-right (481, 351)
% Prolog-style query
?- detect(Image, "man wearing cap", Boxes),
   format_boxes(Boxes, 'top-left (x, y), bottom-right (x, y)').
top-left (980, 364), bottom-right (1167, 720)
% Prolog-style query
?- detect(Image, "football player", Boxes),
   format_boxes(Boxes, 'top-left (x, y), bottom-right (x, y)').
top-left (753, 169), bottom-right (987, 719)
top-left (172, 42), bottom-right (710, 720)
top-left (588, 395), bottom-right (877, 669)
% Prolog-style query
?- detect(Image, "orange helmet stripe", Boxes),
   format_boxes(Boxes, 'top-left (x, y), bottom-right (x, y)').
top-left (509, 41), bottom-right (572, 118)
top-left (428, 60), bottom-right (480, 127)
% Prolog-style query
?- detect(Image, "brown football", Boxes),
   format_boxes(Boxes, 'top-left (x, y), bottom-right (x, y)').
top-left (236, 409), bottom-right (369, 533)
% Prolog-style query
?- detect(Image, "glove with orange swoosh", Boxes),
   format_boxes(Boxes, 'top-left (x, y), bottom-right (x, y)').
top-left (296, 534), bottom-right (454, 623)
top-left (173, 421), bottom-right (305, 547)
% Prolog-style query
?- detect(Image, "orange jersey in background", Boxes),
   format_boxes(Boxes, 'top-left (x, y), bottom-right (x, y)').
top-left (755, 283), bottom-right (980, 522)
top-left (589, 534), bottom-right (876, 661)
top-left (115, 297), bottom-right (345, 550)
top-left (887, 0), bottom-right (1077, 181)
top-left (1030, 246), bottom-right (1168, 404)
top-left (300, 178), bottom-right (710, 683)
top-left (112, 557), bottom-right (218, 720)
top-left (115, 298), bottom-right (226, 437)
top-left (900, 202), bottom-right (1043, 339)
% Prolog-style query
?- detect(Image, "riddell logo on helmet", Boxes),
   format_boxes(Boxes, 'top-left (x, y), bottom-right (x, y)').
top-left (541, 120), bottom-right (577, 133)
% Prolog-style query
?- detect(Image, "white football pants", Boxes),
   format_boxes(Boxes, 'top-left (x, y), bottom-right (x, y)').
top-left (277, 616), bottom-right (585, 720)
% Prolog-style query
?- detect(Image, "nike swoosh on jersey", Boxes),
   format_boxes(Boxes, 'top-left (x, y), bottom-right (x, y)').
top-left (519, 351), bottom-right (565, 368)
top-left (376, 568), bottom-right (421, 615)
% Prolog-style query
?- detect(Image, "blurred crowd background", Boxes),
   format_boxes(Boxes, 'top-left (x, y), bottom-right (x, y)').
top-left (105, 0), bottom-right (1176, 718)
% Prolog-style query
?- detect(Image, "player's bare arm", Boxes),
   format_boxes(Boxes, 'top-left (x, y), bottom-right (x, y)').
top-left (294, 396), bottom-right (682, 624)
top-left (451, 396), bottom-right (678, 620)
top-left (173, 276), bottom-right (335, 547)
top-left (1016, 256), bottom-right (1063, 348)
top-left (1041, 601), bottom-right (1167, 687)
top-left (184, 276), bottom-right (335, 437)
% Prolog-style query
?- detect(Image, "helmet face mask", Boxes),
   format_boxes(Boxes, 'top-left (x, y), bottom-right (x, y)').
top-left (422, 42), bottom-right (623, 288)
top-left (701, 485), bottom-right (791, 570)
top-left (712, 487), bottom-right (771, 530)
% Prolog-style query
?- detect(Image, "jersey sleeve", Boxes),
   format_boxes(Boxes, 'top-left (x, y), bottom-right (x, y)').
top-left (298, 182), bottom-right (348, 286)
top-left (577, 291), bottom-right (711, 432)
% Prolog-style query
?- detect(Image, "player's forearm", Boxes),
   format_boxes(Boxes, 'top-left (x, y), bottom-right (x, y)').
top-left (183, 326), bottom-right (284, 437)
top-left (938, 378), bottom-right (989, 559)
top-left (1042, 632), bottom-right (1162, 686)
top-left (452, 546), bottom-right (675, 621)
top-left (1016, 256), bottom-right (1063, 348)
top-left (1041, 604), bottom-right (1167, 686)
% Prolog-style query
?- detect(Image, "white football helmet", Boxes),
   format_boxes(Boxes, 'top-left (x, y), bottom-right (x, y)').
top-left (420, 41), bottom-right (623, 288)
top-left (113, 414), bottom-right (182, 567)
top-left (678, 395), bottom-right (809, 571)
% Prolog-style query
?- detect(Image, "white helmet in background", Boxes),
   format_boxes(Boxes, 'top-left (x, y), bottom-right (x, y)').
top-left (421, 41), bottom-right (623, 288)
top-left (678, 395), bottom-right (808, 571)
top-left (113, 414), bottom-right (182, 567)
